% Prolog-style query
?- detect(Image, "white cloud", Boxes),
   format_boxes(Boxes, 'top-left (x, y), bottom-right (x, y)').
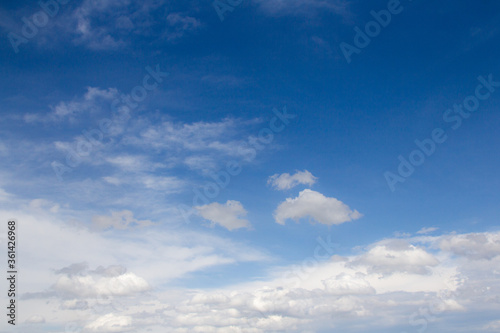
top-left (102, 176), bottom-right (123, 186)
top-left (196, 200), bottom-right (252, 231)
top-left (103, 173), bottom-right (184, 192)
top-left (8, 208), bottom-right (267, 290)
top-left (28, 198), bottom-right (60, 213)
top-left (84, 313), bottom-right (133, 332)
top-left (349, 239), bottom-right (440, 275)
top-left (139, 175), bottom-right (184, 191)
top-left (184, 155), bottom-right (218, 173)
top-left (274, 189), bottom-right (362, 225)
top-left (438, 232), bottom-right (500, 260)
top-left (54, 268), bottom-right (150, 298)
top-left (70, 0), bottom-right (132, 50)
top-left (485, 320), bottom-right (500, 331)
top-left (165, 13), bottom-right (202, 41)
top-left (0, 188), bottom-right (12, 202)
top-left (124, 118), bottom-right (255, 174)
top-left (417, 227), bottom-right (439, 234)
top-left (322, 273), bottom-right (375, 296)
top-left (25, 87), bottom-right (119, 123)
top-left (105, 155), bottom-right (149, 172)
top-left (53, 87), bottom-right (118, 120)
top-left (268, 170), bottom-right (317, 190)
top-left (91, 210), bottom-right (154, 230)
top-left (12, 214), bottom-right (500, 332)
top-left (253, 0), bottom-right (350, 17)
top-left (33, 0), bottom-right (202, 51)
top-left (132, 118), bottom-right (241, 152)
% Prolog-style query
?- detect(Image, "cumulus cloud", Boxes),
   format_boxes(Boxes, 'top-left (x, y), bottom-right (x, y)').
top-left (268, 170), bottom-right (317, 190)
top-left (16, 225), bottom-right (500, 332)
top-left (54, 264), bottom-right (150, 298)
top-left (84, 313), bottom-right (133, 332)
top-left (91, 210), bottom-right (154, 230)
top-left (274, 189), bottom-right (362, 225)
top-left (349, 240), bottom-right (440, 275)
top-left (322, 273), bottom-right (375, 295)
top-left (196, 200), bottom-right (252, 231)
top-left (438, 232), bottom-right (500, 260)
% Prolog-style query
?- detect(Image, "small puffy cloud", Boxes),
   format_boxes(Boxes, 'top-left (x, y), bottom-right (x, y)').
top-left (84, 313), bottom-right (132, 332)
top-left (274, 189), bottom-right (362, 225)
top-left (417, 227), bottom-right (439, 234)
top-left (268, 170), bottom-right (317, 190)
top-left (196, 200), bottom-right (252, 231)
top-left (91, 210), bottom-right (154, 230)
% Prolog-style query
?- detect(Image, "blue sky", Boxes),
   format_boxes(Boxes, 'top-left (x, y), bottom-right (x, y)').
top-left (1, 0), bottom-right (500, 332)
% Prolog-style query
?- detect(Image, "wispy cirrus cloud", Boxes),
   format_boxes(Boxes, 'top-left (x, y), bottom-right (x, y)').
top-left (3, 0), bottom-right (202, 51)
top-left (67, 1), bottom-right (203, 49)
top-left (253, 0), bottom-right (350, 18)
top-left (164, 12), bottom-right (202, 41)
top-left (24, 87), bottom-right (119, 123)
